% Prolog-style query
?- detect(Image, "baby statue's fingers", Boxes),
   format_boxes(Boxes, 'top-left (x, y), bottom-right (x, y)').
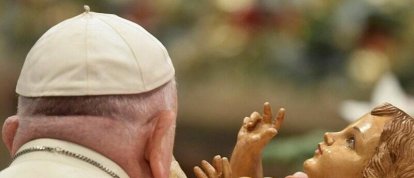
top-left (201, 160), bottom-right (218, 178)
top-left (243, 116), bottom-right (250, 125)
top-left (212, 155), bottom-right (223, 176)
top-left (250, 111), bottom-right (262, 120)
top-left (259, 128), bottom-right (278, 142)
top-left (247, 112), bottom-right (262, 131)
top-left (222, 157), bottom-right (232, 178)
top-left (263, 102), bottom-right (273, 124)
top-left (242, 117), bottom-right (251, 131)
top-left (273, 108), bottom-right (285, 130)
top-left (194, 166), bottom-right (208, 178)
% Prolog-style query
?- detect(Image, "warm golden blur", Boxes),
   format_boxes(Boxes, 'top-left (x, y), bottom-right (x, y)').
top-left (1, 0), bottom-right (414, 177)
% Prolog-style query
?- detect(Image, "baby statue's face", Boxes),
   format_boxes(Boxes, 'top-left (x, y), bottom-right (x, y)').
top-left (303, 113), bottom-right (392, 178)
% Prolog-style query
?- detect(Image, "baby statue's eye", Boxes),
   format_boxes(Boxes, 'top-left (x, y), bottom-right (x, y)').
top-left (346, 137), bottom-right (355, 150)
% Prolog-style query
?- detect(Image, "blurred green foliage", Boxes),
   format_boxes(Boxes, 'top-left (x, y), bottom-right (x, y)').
top-left (1, 0), bottom-right (414, 177)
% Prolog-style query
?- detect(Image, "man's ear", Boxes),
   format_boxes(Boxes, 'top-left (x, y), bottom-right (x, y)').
top-left (145, 110), bottom-right (176, 178)
top-left (2, 115), bottom-right (19, 154)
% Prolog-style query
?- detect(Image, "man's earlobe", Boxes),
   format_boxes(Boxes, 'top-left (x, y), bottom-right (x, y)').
top-left (145, 110), bottom-right (176, 178)
top-left (2, 115), bottom-right (19, 154)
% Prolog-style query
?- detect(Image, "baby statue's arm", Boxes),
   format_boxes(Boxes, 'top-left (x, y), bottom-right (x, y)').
top-left (230, 102), bottom-right (285, 178)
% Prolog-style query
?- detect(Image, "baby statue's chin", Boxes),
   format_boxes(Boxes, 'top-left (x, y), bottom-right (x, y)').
top-left (302, 158), bottom-right (317, 178)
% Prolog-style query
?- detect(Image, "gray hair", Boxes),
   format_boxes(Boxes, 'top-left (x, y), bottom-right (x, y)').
top-left (17, 80), bottom-right (177, 123)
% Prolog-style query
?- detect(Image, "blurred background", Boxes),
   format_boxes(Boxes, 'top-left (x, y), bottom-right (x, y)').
top-left (1, 0), bottom-right (414, 177)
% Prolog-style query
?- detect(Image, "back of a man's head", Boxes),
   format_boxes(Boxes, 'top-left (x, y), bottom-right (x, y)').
top-left (17, 80), bottom-right (177, 123)
top-left (2, 7), bottom-right (177, 178)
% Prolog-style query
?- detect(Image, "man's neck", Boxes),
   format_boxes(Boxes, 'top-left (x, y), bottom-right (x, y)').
top-left (13, 116), bottom-right (152, 178)
top-left (13, 138), bottom-right (130, 178)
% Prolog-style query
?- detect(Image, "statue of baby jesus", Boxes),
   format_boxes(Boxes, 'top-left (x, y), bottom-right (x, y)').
top-left (194, 102), bottom-right (414, 178)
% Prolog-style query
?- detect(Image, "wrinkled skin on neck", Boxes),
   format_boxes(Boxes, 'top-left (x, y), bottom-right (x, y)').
top-left (4, 113), bottom-right (176, 178)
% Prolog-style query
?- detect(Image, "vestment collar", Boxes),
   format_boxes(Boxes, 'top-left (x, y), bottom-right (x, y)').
top-left (12, 138), bottom-right (130, 178)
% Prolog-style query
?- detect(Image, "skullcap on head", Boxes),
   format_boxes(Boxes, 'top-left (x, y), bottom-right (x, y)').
top-left (16, 6), bottom-right (175, 97)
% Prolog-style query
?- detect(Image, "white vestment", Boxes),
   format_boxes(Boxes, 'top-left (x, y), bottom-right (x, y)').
top-left (0, 139), bottom-right (130, 178)
top-left (0, 138), bottom-right (187, 178)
